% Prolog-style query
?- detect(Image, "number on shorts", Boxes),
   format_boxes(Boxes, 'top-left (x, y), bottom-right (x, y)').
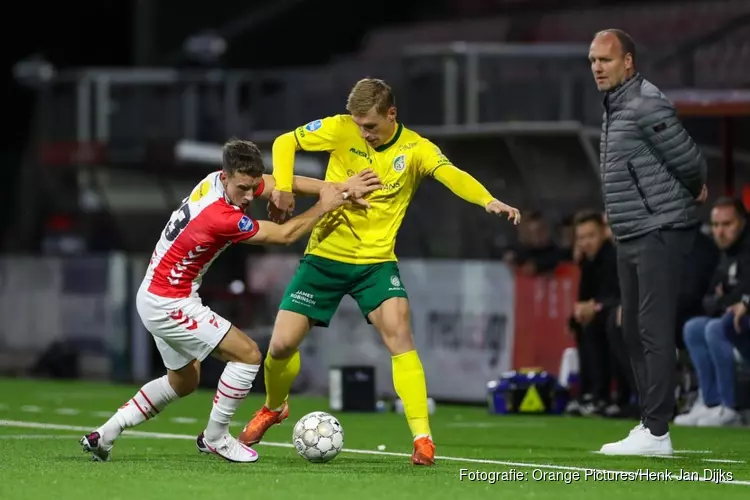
top-left (164, 203), bottom-right (191, 242)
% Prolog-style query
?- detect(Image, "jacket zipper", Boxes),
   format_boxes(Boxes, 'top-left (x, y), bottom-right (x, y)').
top-left (626, 161), bottom-right (654, 214)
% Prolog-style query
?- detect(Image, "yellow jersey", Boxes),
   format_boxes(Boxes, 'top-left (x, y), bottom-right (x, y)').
top-left (293, 115), bottom-right (453, 264)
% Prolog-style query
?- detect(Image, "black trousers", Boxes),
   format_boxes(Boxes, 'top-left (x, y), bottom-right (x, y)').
top-left (616, 227), bottom-right (696, 436)
top-left (605, 307), bottom-right (636, 408)
top-left (574, 308), bottom-right (634, 407)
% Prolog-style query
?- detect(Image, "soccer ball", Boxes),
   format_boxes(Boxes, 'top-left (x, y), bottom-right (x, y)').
top-left (292, 411), bottom-right (344, 463)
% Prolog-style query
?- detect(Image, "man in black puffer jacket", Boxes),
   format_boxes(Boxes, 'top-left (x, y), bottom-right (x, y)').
top-left (590, 29), bottom-right (708, 457)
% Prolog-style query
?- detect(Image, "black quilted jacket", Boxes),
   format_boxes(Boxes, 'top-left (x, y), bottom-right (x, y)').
top-left (599, 73), bottom-right (707, 241)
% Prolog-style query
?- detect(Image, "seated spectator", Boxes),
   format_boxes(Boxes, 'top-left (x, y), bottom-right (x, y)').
top-left (502, 211), bottom-right (562, 275)
top-left (675, 197), bottom-right (750, 427)
top-left (724, 296), bottom-right (750, 362)
top-left (675, 224), bottom-right (720, 350)
top-left (566, 210), bottom-right (632, 416)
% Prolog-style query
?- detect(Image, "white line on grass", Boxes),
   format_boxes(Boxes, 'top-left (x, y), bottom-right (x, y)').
top-left (0, 434), bottom-right (77, 439)
top-left (1, 419), bottom-right (748, 486)
top-left (170, 417), bottom-right (198, 424)
top-left (54, 408), bottom-right (81, 416)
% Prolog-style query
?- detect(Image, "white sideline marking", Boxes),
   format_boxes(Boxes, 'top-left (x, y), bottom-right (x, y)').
top-left (703, 459), bottom-right (746, 464)
top-left (91, 411), bottom-right (114, 418)
top-left (675, 450), bottom-right (712, 454)
top-left (1, 419), bottom-right (748, 486)
top-left (54, 408), bottom-right (81, 416)
top-left (20, 406), bottom-right (41, 413)
top-left (170, 417), bottom-right (198, 424)
top-left (0, 434), bottom-right (77, 439)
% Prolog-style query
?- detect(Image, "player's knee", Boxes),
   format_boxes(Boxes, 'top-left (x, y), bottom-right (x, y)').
top-left (168, 363), bottom-right (200, 397)
top-left (269, 336), bottom-right (298, 359)
top-left (234, 337), bottom-right (262, 365)
top-left (380, 323), bottom-right (415, 355)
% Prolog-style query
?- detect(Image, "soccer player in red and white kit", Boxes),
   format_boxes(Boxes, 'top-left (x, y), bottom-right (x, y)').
top-left (80, 139), bottom-right (381, 463)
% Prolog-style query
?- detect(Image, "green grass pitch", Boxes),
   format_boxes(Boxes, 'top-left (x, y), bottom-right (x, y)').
top-left (0, 377), bottom-right (748, 499)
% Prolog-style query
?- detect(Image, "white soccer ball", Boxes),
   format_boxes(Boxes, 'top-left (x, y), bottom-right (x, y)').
top-left (292, 411), bottom-right (344, 463)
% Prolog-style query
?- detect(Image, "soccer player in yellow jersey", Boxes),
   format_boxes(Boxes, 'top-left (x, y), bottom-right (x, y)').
top-left (239, 78), bottom-right (521, 465)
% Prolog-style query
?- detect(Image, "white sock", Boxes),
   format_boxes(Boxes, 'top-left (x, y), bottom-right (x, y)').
top-left (205, 362), bottom-right (259, 441)
top-left (98, 375), bottom-right (179, 444)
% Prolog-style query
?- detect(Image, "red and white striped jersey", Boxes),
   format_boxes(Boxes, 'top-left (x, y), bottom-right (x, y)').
top-left (142, 171), bottom-right (264, 298)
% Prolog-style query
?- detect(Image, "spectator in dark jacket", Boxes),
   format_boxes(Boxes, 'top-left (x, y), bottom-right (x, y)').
top-left (591, 29), bottom-right (708, 456)
top-left (675, 226), bottom-right (720, 350)
top-left (675, 197), bottom-right (749, 428)
top-left (502, 211), bottom-right (562, 275)
top-left (567, 211), bottom-right (632, 416)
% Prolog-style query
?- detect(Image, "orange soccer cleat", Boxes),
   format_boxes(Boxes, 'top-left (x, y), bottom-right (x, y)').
top-left (239, 402), bottom-right (289, 445)
top-left (411, 436), bottom-right (435, 466)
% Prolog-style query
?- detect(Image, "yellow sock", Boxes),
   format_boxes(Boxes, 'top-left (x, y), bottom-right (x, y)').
top-left (264, 350), bottom-right (301, 410)
top-left (392, 350), bottom-right (431, 439)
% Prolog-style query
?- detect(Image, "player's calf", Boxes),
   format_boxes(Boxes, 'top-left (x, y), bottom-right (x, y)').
top-left (204, 326), bottom-right (262, 442)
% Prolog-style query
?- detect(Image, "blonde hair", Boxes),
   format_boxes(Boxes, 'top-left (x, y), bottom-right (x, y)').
top-left (346, 78), bottom-right (395, 116)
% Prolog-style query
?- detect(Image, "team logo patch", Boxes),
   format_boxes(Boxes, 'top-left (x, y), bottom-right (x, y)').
top-left (393, 154), bottom-right (406, 173)
top-left (238, 215), bottom-right (254, 232)
top-left (390, 275), bottom-right (401, 287)
top-left (304, 119), bottom-right (323, 132)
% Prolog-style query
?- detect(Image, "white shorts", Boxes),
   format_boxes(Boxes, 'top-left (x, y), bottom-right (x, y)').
top-left (136, 288), bottom-right (232, 370)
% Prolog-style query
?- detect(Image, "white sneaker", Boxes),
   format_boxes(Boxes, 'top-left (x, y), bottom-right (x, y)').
top-left (599, 425), bottom-right (673, 456)
top-left (674, 401), bottom-right (712, 426)
top-left (80, 431), bottom-right (113, 462)
top-left (696, 406), bottom-right (741, 427)
top-left (202, 432), bottom-right (260, 463)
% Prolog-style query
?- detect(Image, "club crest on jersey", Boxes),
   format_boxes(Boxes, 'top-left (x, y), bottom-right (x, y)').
top-left (393, 154), bottom-right (406, 173)
top-left (238, 215), bottom-right (254, 232)
top-left (304, 119), bottom-right (322, 132)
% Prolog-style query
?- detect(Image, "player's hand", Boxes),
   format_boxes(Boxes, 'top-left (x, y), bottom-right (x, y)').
top-left (267, 201), bottom-right (289, 224)
top-left (319, 184), bottom-right (352, 213)
top-left (731, 302), bottom-right (747, 333)
top-left (271, 189), bottom-right (296, 215)
top-left (342, 168), bottom-right (383, 208)
top-left (486, 199), bottom-right (521, 225)
top-left (696, 184), bottom-right (708, 204)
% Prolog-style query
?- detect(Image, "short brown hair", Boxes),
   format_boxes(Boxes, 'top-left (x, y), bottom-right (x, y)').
top-left (222, 138), bottom-right (265, 177)
top-left (346, 78), bottom-right (395, 116)
top-left (574, 209), bottom-right (606, 227)
top-left (712, 196), bottom-right (747, 219)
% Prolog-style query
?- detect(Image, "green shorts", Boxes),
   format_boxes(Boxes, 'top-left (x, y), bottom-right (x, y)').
top-left (279, 255), bottom-right (408, 327)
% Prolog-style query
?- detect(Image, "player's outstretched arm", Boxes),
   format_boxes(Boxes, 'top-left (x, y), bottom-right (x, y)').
top-left (432, 164), bottom-right (521, 225)
top-left (243, 185), bottom-right (351, 246)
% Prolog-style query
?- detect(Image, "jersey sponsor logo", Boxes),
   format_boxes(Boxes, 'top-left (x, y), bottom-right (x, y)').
top-left (238, 215), bottom-right (254, 232)
top-left (382, 181), bottom-right (401, 191)
top-left (349, 147), bottom-right (372, 163)
top-left (398, 142), bottom-right (418, 152)
top-left (393, 154), bottom-right (406, 172)
top-left (189, 180), bottom-right (211, 202)
top-left (304, 119), bottom-right (323, 132)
